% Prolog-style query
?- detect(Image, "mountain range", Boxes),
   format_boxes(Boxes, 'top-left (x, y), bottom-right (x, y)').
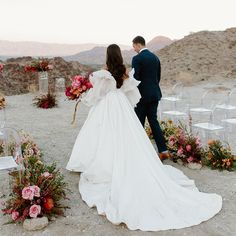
top-left (0, 40), bottom-right (131, 59)
top-left (0, 36), bottom-right (174, 65)
top-left (64, 36), bottom-right (174, 65)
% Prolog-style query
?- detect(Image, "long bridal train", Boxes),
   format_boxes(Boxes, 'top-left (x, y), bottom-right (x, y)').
top-left (66, 69), bottom-right (222, 231)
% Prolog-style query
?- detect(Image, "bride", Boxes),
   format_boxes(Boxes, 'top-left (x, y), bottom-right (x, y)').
top-left (66, 44), bottom-right (222, 231)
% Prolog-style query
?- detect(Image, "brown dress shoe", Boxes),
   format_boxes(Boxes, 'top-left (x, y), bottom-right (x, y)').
top-left (159, 152), bottom-right (170, 162)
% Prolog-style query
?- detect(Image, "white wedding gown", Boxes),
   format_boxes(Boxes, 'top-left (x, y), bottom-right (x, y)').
top-left (66, 69), bottom-right (222, 231)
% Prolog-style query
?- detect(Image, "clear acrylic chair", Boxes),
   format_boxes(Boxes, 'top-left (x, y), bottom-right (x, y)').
top-left (0, 127), bottom-right (23, 196)
top-left (161, 82), bottom-right (183, 110)
top-left (160, 82), bottom-right (189, 124)
top-left (215, 88), bottom-right (236, 119)
top-left (189, 89), bottom-right (214, 124)
top-left (221, 118), bottom-right (236, 154)
top-left (192, 105), bottom-right (225, 145)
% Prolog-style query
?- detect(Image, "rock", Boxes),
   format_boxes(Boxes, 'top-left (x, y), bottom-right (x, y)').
top-left (177, 159), bottom-right (184, 166)
top-left (187, 162), bottom-right (202, 170)
top-left (23, 217), bottom-right (48, 231)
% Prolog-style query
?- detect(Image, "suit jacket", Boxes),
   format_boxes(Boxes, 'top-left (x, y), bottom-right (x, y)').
top-left (132, 49), bottom-right (162, 102)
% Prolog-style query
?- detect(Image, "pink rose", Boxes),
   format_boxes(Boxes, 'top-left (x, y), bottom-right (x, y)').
top-left (187, 156), bottom-right (194, 163)
top-left (22, 186), bottom-right (35, 200)
top-left (29, 204), bottom-right (41, 218)
top-left (11, 211), bottom-right (19, 220)
top-left (32, 185), bottom-right (40, 197)
top-left (177, 147), bottom-right (184, 155)
top-left (186, 145), bottom-right (192, 152)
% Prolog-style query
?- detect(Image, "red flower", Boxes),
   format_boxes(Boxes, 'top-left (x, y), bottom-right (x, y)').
top-left (65, 87), bottom-right (72, 97)
top-left (43, 197), bottom-right (54, 211)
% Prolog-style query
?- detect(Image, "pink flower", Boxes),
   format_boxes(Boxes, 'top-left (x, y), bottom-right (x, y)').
top-left (177, 146), bottom-right (184, 155)
top-left (186, 145), bottom-right (192, 152)
top-left (29, 204), bottom-right (41, 218)
top-left (187, 156), bottom-right (194, 163)
top-left (47, 64), bottom-right (53, 70)
top-left (22, 186), bottom-right (35, 200)
top-left (169, 140), bottom-right (175, 146)
top-left (41, 172), bottom-right (52, 178)
top-left (72, 80), bottom-right (81, 88)
top-left (32, 185), bottom-right (40, 197)
top-left (196, 137), bottom-right (201, 146)
top-left (82, 85), bottom-right (87, 91)
top-left (11, 211), bottom-right (19, 220)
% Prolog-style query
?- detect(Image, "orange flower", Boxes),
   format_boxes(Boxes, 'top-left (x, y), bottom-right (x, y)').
top-left (207, 139), bottom-right (215, 146)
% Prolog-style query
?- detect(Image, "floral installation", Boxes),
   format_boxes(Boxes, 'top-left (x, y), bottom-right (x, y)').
top-left (160, 120), bottom-right (203, 164)
top-left (167, 124), bottom-right (203, 164)
top-left (24, 59), bottom-right (53, 72)
top-left (160, 119), bottom-right (181, 142)
top-left (1, 130), bottom-right (69, 224)
top-left (33, 93), bottom-right (57, 109)
top-left (2, 156), bottom-right (69, 223)
top-left (65, 74), bottom-right (93, 124)
top-left (202, 139), bottom-right (236, 171)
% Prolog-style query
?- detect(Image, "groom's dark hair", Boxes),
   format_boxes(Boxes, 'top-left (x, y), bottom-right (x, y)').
top-left (132, 36), bottom-right (145, 45)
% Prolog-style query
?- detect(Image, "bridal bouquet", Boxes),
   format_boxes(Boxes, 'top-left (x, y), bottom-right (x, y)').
top-left (65, 74), bottom-right (93, 124)
top-left (24, 59), bottom-right (53, 72)
top-left (65, 74), bottom-right (93, 101)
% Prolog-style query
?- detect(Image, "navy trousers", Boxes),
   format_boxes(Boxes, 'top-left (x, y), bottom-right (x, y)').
top-left (135, 100), bottom-right (167, 153)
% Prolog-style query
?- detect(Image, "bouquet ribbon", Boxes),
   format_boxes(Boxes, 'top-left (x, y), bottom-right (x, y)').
top-left (71, 100), bottom-right (80, 125)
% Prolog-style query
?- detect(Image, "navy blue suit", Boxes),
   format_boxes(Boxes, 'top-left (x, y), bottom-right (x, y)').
top-left (132, 49), bottom-right (167, 153)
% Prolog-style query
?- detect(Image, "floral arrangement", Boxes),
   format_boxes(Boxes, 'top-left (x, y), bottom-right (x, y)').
top-left (19, 130), bottom-right (41, 160)
top-left (145, 120), bottom-right (153, 139)
top-left (1, 130), bottom-right (69, 224)
top-left (65, 74), bottom-right (93, 101)
top-left (0, 130), bottom-right (41, 162)
top-left (0, 63), bottom-right (4, 72)
top-left (33, 93), bottom-right (57, 109)
top-left (0, 94), bottom-right (6, 109)
top-left (65, 74), bottom-right (93, 124)
top-left (202, 140), bottom-right (236, 171)
top-left (2, 156), bottom-right (69, 223)
top-left (159, 120), bottom-right (203, 164)
top-left (24, 59), bottom-right (53, 72)
top-left (160, 119), bottom-right (181, 142)
top-left (167, 126), bottom-right (203, 164)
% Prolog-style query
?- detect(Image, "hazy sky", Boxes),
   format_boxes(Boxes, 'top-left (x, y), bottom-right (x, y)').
top-left (1, 0), bottom-right (235, 45)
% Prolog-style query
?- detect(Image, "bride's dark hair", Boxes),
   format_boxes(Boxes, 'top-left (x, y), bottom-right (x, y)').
top-left (106, 44), bottom-right (127, 88)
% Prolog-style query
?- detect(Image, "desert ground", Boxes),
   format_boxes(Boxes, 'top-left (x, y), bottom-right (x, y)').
top-left (0, 79), bottom-right (236, 236)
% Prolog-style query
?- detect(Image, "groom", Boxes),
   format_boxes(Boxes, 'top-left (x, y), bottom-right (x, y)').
top-left (131, 36), bottom-right (169, 161)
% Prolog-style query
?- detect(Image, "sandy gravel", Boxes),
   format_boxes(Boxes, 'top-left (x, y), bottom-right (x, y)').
top-left (0, 80), bottom-right (236, 236)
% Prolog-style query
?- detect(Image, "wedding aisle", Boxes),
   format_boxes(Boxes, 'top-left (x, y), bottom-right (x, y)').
top-left (0, 83), bottom-right (235, 235)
